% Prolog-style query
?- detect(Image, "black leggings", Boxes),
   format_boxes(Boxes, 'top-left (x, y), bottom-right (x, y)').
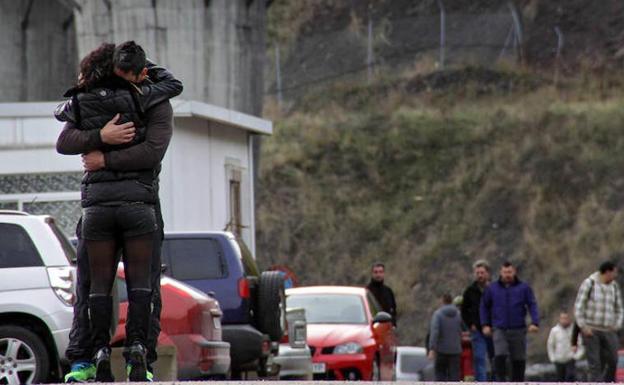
top-left (88, 233), bottom-right (154, 353)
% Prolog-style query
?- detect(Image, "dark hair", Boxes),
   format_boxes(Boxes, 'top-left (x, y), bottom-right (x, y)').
top-left (442, 293), bottom-right (453, 304)
top-left (78, 43), bottom-right (115, 89)
top-left (501, 261), bottom-right (514, 268)
top-left (371, 262), bottom-right (385, 271)
top-left (599, 261), bottom-right (617, 274)
top-left (113, 41), bottom-right (146, 75)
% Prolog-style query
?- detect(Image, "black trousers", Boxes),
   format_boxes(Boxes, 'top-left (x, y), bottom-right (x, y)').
top-left (555, 360), bottom-right (576, 382)
top-left (434, 353), bottom-right (461, 381)
top-left (584, 329), bottom-right (619, 382)
top-left (65, 219), bottom-right (163, 365)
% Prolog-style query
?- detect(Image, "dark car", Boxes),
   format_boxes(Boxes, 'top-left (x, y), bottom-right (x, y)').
top-left (161, 231), bottom-right (285, 377)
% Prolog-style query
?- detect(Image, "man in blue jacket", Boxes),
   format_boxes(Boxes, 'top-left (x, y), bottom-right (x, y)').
top-left (480, 261), bottom-right (540, 382)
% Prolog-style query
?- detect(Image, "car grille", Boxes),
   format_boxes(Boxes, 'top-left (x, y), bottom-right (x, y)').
top-left (309, 346), bottom-right (335, 355)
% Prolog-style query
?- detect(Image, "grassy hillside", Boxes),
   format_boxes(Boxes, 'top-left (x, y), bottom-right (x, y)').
top-left (256, 67), bottom-right (624, 360)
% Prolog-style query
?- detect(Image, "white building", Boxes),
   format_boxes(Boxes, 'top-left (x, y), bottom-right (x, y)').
top-left (0, 100), bottom-right (272, 255)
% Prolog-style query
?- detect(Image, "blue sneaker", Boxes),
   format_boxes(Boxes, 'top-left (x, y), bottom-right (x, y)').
top-left (64, 360), bottom-right (96, 383)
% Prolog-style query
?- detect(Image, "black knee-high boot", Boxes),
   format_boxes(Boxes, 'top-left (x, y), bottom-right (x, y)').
top-left (89, 294), bottom-right (112, 352)
top-left (126, 289), bottom-right (151, 345)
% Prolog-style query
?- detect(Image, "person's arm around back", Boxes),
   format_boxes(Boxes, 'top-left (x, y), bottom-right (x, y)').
top-left (56, 114), bottom-right (135, 155)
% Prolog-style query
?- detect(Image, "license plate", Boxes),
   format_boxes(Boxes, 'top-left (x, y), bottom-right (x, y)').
top-left (312, 363), bottom-right (326, 374)
top-left (212, 317), bottom-right (221, 329)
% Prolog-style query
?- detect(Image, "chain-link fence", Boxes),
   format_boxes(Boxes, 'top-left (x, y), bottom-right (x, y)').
top-left (265, 2), bottom-right (566, 106)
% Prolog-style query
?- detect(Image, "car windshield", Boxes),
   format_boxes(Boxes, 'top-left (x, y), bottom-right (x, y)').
top-left (287, 293), bottom-right (367, 324)
top-left (400, 352), bottom-right (428, 373)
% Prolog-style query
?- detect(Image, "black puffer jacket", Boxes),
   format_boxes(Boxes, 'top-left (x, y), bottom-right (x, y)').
top-left (55, 64), bottom-right (182, 207)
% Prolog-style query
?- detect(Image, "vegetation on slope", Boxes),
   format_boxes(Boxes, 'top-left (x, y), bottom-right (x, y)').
top-left (257, 68), bottom-right (624, 359)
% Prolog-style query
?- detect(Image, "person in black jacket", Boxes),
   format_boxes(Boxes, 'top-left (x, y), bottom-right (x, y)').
top-left (461, 259), bottom-right (493, 381)
top-left (56, 41), bottom-right (181, 382)
top-left (366, 262), bottom-right (397, 325)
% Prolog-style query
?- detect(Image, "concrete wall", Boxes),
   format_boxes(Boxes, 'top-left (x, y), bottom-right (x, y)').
top-left (0, 0), bottom-right (77, 102)
top-left (0, 0), bottom-right (266, 117)
top-left (159, 117), bottom-right (254, 251)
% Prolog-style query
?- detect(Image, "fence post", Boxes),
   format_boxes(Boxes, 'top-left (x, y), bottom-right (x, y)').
top-left (437, 0), bottom-right (446, 68)
top-left (274, 43), bottom-right (283, 108)
top-left (554, 26), bottom-right (564, 85)
top-left (367, 12), bottom-right (373, 83)
top-left (507, 1), bottom-right (524, 63)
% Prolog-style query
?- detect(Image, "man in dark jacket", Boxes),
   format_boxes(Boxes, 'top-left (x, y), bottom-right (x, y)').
top-left (366, 262), bottom-right (397, 325)
top-left (480, 261), bottom-right (540, 382)
top-left (428, 293), bottom-right (463, 381)
top-left (461, 259), bottom-right (493, 381)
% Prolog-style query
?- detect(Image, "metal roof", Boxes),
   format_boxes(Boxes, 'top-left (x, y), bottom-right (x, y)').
top-left (0, 99), bottom-right (272, 136)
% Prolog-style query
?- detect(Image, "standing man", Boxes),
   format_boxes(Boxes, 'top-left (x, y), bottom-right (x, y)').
top-left (574, 261), bottom-right (623, 382)
top-left (547, 311), bottom-right (584, 381)
top-left (480, 261), bottom-right (540, 382)
top-left (428, 293), bottom-right (463, 381)
top-left (461, 259), bottom-right (492, 381)
top-left (367, 262), bottom-right (397, 325)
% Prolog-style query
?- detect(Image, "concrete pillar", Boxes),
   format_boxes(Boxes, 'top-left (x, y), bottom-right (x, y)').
top-left (0, 0), bottom-right (77, 102)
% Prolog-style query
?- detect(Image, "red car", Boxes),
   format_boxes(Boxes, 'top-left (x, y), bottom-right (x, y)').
top-left (286, 286), bottom-right (397, 381)
top-left (617, 349), bottom-right (624, 382)
top-left (112, 272), bottom-right (230, 380)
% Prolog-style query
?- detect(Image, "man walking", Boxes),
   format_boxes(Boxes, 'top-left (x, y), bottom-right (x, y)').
top-left (480, 261), bottom-right (539, 382)
top-left (547, 311), bottom-right (584, 381)
top-left (574, 261), bottom-right (623, 382)
top-left (461, 259), bottom-right (493, 381)
top-left (428, 294), bottom-right (463, 381)
top-left (367, 262), bottom-right (397, 325)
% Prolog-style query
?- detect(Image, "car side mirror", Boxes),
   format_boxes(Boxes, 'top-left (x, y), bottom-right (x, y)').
top-left (161, 263), bottom-right (168, 273)
top-left (373, 311), bottom-right (393, 324)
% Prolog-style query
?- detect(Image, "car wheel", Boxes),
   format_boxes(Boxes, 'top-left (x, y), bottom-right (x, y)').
top-left (372, 355), bottom-right (381, 381)
top-left (0, 325), bottom-right (49, 385)
top-left (257, 271), bottom-right (286, 341)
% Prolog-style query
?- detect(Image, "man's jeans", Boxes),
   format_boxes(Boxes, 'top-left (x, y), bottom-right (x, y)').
top-left (584, 329), bottom-right (618, 382)
top-left (471, 330), bottom-right (489, 381)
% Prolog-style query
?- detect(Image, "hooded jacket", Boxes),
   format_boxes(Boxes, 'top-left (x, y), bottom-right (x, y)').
top-left (55, 64), bottom-right (182, 207)
top-left (429, 304), bottom-right (463, 354)
top-left (480, 277), bottom-right (540, 329)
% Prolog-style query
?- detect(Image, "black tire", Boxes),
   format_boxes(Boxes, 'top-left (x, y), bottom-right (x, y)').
top-left (256, 271), bottom-right (286, 341)
top-left (0, 325), bottom-right (50, 385)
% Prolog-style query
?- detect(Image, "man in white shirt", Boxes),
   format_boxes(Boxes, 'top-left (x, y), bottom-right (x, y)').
top-left (547, 311), bottom-right (584, 381)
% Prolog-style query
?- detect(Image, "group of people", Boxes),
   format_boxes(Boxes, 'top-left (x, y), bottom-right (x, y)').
top-left (428, 259), bottom-right (623, 382)
top-left (55, 41), bottom-right (182, 382)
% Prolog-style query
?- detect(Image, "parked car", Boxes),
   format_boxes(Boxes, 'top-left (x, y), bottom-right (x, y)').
top-left (395, 346), bottom-right (429, 381)
top-left (286, 286), bottom-right (397, 381)
top-left (111, 269), bottom-right (230, 380)
top-left (160, 231), bottom-right (285, 377)
top-left (0, 211), bottom-right (77, 384)
top-left (275, 307), bottom-right (312, 380)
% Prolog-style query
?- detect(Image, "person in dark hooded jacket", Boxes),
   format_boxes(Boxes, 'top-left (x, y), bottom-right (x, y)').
top-left (428, 293), bottom-right (463, 381)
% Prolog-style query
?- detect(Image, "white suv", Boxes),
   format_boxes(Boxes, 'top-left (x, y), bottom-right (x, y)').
top-left (0, 211), bottom-right (76, 384)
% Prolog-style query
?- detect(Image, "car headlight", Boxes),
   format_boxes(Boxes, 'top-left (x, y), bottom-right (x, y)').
top-left (333, 342), bottom-right (363, 354)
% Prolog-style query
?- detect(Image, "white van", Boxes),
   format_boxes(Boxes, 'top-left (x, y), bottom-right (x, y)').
top-left (0, 211), bottom-right (76, 384)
